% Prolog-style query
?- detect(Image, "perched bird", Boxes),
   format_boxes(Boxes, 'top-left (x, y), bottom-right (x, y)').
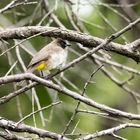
top-left (27, 38), bottom-right (70, 73)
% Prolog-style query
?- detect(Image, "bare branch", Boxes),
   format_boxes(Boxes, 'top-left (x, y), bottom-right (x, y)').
top-left (16, 101), bottom-right (62, 125)
top-left (0, 73), bottom-right (140, 120)
top-left (80, 123), bottom-right (140, 140)
top-left (0, 26), bottom-right (140, 61)
top-left (0, 0), bottom-right (37, 13)
top-left (0, 131), bottom-right (29, 140)
top-left (62, 65), bottom-right (103, 135)
top-left (0, 117), bottom-right (69, 140)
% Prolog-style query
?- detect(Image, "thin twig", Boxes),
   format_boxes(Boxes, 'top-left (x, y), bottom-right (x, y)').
top-left (61, 65), bottom-right (103, 136)
top-left (16, 101), bottom-right (62, 125)
top-left (79, 123), bottom-right (140, 140)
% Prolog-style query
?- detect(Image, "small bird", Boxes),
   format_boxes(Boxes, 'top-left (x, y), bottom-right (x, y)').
top-left (27, 38), bottom-right (70, 73)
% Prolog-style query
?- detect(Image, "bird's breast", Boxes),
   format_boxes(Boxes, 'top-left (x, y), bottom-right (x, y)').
top-left (47, 50), bottom-right (67, 69)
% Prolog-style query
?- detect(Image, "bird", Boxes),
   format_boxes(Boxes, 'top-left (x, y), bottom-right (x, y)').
top-left (27, 38), bottom-right (70, 73)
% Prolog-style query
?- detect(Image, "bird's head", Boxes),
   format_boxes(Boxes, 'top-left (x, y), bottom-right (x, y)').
top-left (56, 38), bottom-right (71, 49)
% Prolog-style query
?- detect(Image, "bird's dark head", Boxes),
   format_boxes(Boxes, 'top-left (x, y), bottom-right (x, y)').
top-left (57, 38), bottom-right (71, 49)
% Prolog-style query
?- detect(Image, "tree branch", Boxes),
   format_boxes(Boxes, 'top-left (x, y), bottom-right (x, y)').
top-left (1, 73), bottom-right (140, 120)
top-left (80, 123), bottom-right (140, 140)
top-left (0, 131), bottom-right (28, 140)
top-left (0, 117), bottom-right (69, 140)
top-left (0, 26), bottom-right (140, 62)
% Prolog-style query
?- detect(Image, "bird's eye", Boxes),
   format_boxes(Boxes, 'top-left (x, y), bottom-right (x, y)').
top-left (62, 41), bottom-right (66, 45)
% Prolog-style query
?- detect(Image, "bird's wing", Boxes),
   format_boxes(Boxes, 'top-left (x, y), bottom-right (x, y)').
top-left (27, 44), bottom-right (53, 68)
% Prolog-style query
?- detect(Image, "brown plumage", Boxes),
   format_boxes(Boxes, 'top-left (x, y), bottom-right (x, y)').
top-left (27, 38), bottom-right (69, 72)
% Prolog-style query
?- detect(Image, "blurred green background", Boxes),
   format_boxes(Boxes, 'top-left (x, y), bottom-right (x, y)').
top-left (0, 0), bottom-right (140, 139)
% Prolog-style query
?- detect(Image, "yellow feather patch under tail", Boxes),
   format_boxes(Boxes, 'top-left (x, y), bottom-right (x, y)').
top-left (35, 63), bottom-right (46, 70)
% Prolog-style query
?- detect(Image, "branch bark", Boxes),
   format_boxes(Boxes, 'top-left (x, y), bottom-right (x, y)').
top-left (0, 26), bottom-right (140, 62)
top-left (80, 123), bottom-right (140, 140)
top-left (1, 73), bottom-right (140, 120)
top-left (0, 117), bottom-right (69, 140)
top-left (0, 131), bottom-right (28, 140)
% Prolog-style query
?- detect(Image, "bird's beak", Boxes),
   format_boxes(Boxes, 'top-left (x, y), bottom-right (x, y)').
top-left (67, 43), bottom-right (71, 46)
